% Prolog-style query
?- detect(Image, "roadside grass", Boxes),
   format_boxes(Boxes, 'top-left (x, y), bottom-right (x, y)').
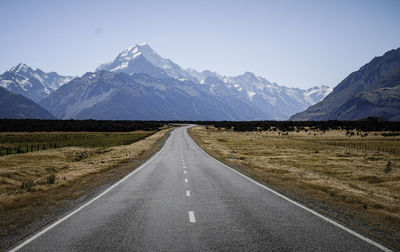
top-left (189, 126), bottom-right (400, 249)
top-left (0, 128), bottom-right (173, 249)
top-left (0, 131), bottom-right (157, 200)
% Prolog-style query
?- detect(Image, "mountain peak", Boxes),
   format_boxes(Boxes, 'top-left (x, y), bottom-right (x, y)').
top-left (124, 42), bottom-right (150, 52)
top-left (9, 63), bottom-right (32, 74)
top-left (96, 43), bottom-right (197, 81)
top-left (244, 71), bottom-right (254, 75)
top-left (234, 71), bottom-right (264, 84)
top-left (242, 71), bottom-right (256, 78)
top-left (136, 42), bottom-right (149, 47)
top-left (118, 45), bottom-right (143, 62)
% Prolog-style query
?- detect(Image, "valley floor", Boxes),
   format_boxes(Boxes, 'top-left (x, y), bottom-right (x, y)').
top-left (189, 126), bottom-right (400, 250)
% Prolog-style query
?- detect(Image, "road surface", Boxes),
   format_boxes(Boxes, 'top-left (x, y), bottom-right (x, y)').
top-left (11, 126), bottom-right (389, 251)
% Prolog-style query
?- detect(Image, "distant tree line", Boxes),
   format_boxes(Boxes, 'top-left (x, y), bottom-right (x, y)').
top-left (0, 119), bottom-right (168, 132)
top-left (1, 118), bottom-right (399, 133)
top-left (185, 118), bottom-right (400, 132)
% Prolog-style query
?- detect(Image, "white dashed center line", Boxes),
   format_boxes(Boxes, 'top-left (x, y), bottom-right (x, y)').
top-left (185, 178), bottom-right (188, 183)
top-left (188, 211), bottom-right (196, 223)
top-left (184, 171), bottom-right (187, 174)
top-left (186, 190), bottom-right (190, 196)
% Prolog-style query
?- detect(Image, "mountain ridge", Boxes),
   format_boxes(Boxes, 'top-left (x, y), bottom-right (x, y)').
top-left (0, 86), bottom-right (55, 119)
top-left (291, 47), bottom-right (400, 121)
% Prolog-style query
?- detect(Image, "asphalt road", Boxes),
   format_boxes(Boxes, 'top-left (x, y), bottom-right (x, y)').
top-left (11, 126), bottom-right (389, 251)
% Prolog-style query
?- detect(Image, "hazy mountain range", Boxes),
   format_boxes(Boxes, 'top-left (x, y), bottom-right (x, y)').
top-left (0, 43), bottom-right (331, 120)
top-left (1, 43), bottom-right (399, 121)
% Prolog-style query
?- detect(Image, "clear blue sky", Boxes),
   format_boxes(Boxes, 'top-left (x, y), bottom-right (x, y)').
top-left (1, 0), bottom-right (399, 88)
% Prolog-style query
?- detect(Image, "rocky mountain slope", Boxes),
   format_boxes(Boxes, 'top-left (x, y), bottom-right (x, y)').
top-left (291, 48), bottom-right (400, 121)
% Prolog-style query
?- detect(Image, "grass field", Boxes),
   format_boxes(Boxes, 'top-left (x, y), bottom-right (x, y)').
top-left (189, 126), bottom-right (400, 249)
top-left (0, 131), bottom-right (156, 196)
top-left (0, 128), bottom-right (173, 249)
top-left (0, 131), bottom-right (154, 155)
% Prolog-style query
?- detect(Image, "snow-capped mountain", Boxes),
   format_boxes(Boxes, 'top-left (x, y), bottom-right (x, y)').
top-left (302, 85), bottom-right (333, 105)
top-left (207, 71), bottom-right (331, 107)
top-left (40, 71), bottom-right (267, 120)
top-left (96, 43), bottom-right (197, 82)
top-left (0, 64), bottom-right (75, 102)
top-left (95, 43), bottom-right (331, 120)
top-left (194, 71), bottom-right (332, 119)
top-left (186, 67), bottom-right (331, 109)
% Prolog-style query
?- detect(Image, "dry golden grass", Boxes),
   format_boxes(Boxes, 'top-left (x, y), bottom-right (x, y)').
top-left (0, 129), bottom-right (172, 208)
top-left (0, 128), bottom-right (173, 248)
top-left (189, 126), bottom-right (400, 249)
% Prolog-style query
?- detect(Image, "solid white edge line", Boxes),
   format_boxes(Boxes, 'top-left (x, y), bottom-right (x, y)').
top-left (188, 211), bottom-right (196, 223)
top-left (9, 129), bottom-right (175, 252)
top-left (186, 126), bottom-right (392, 252)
